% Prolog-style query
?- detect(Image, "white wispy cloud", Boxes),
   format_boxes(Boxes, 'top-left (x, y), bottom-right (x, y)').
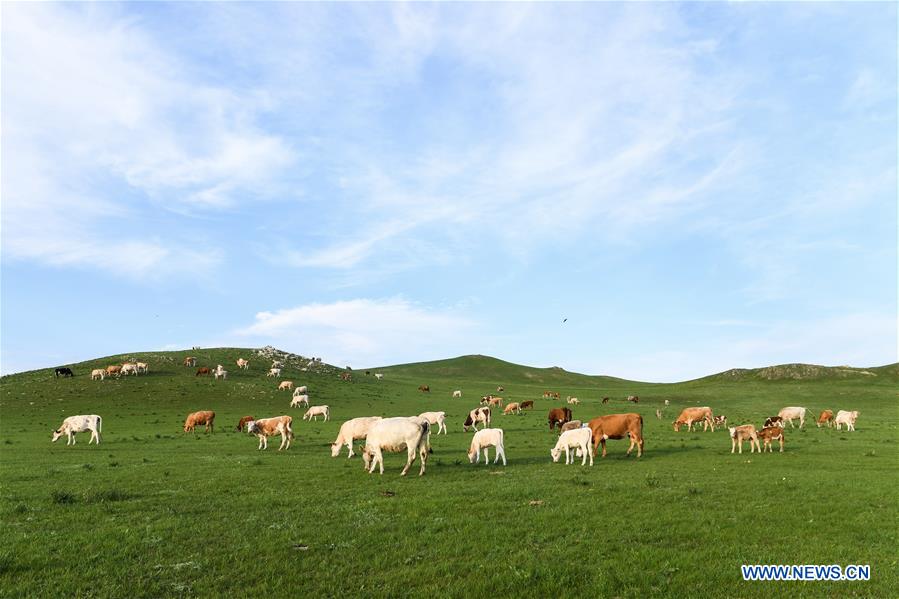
top-left (1, 4), bottom-right (294, 278)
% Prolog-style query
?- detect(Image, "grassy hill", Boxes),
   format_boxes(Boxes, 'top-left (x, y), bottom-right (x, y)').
top-left (1, 347), bottom-right (897, 597)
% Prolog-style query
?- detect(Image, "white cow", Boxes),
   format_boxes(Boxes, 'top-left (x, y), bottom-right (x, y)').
top-left (330, 416), bottom-right (383, 457)
top-left (90, 369), bottom-right (105, 381)
top-left (136, 362), bottom-right (149, 374)
top-left (452, 390), bottom-right (462, 398)
top-left (278, 381), bottom-right (294, 391)
top-left (418, 411), bottom-right (447, 435)
top-left (303, 405), bottom-right (330, 422)
top-left (267, 368), bottom-right (281, 378)
top-left (290, 394), bottom-right (309, 408)
top-left (567, 397), bottom-right (580, 405)
top-left (271, 360), bottom-right (283, 369)
top-left (777, 406), bottom-right (810, 429)
top-left (374, 373), bottom-right (384, 380)
top-left (215, 369), bottom-right (228, 381)
top-left (834, 410), bottom-right (859, 431)
top-left (551, 427), bottom-right (594, 466)
top-left (292, 386), bottom-right (308, 396)
top-left (468, 428), bottom-right (506, 466)
top-left (361, 417), bottom-right (431, 476)
top-left (236, 358), bottom-right (249, 370)
top-left (52, 415), bottom-right (102, 445)
top-left (120, 363), bottom-right (138, 376)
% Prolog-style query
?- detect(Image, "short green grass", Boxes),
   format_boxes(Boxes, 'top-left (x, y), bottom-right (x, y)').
top-left (1, 349), bottom-right (897, 597)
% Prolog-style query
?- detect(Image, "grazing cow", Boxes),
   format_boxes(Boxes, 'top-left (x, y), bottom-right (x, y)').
top-left (503, 402), bottom-right (521, 415)
top-left (496, 386), bottom-right (504, 393)
top-left (52, 415), bottom-right (102, 445)
top-left (664, 399), bottom-right (670, 406)
top-left (290, 394), bottom-right (310, 408)
top-left (278, 381), bottom-right (294, 391)
top-left (542, 391), bottom-right (552, 399)
top-left (55, 367), bottom-right (74, 378)
top-left (559, 420), bottom-right (583, 433)
top-left (552, 392), bottom-right (561, 400)
top-left (551, 427), bottom-right (593, 466)
top-left (374, 373), bottom-right (384, 381)
top-left (120, 363), bottom-right (138, 376)
top-left (136, 362), bottom-right (149, 374)
top-left (340, 372), bottom-right (352, 382)
top-left (214, 369), bottom-right (228, 381)
top-left (464, 407), bottom-right (491, 432)
top-left (758, 426), bottom-right (785, 452)
top-left (487, 397), bottom-right (504, 408)
top-left (468, 428), bottom-right (506, 466)
top-left (627, 395), bottom-right (639, 404)
top-left (817, 410), bottom-right (834, 428)
top-left (673, 407), bottom-right (715, 432)
top-left (362, 417), bottom-right (431, 476)
top-left (520, 400), bottom-right (534, 410)
top-left (236, 415), bottom-right (255, 432)
top-left (267, 368), bottom-right (281, 378)
top-left (183, 411), bottom-right (215, 434)
top-left (655, 409), bottom-right (663, 420)
top-left (331, 416), bottom-right (384, 457)
top-left (452, 390), bottom-right (462, 398)
top-left (236, 358), bottom-right (249, 370)
top-left (90, 369), bottom-right (105, 381)
top-left (713, 415), bottom-right (727, 428)
top-left (106, 365), bottom-right (122, 377)
top-left (729, 425), bottom-right (760, 454)
top-left (292, 385), bottom-right (308, 396)
top-left (246, 416), bottom-right (294, 451)
top-left (418, 411), bottom-right (447, 435)
top-left (183, 357), bottom-right (197, 367)
top-left (567, 397), bottom-right (580, 405)
top-left (834, 410), bottom-right (859, 431)
top-left (764, 416), bottom-right (784, 428)
top-left (777, 406), bottom-right (810, 429)
top-left (418, 385), bottom-right (430, 393)
top-left (196, 367), bottom-right (211, 377)
top-left (601, 397), bottom-right (610, 404)
top-left (303, 405), bottom-right (330, 422)
top-left (548, 407), bottom-right (573, 431)
top-left (587, 413), bottom-right (644, 458)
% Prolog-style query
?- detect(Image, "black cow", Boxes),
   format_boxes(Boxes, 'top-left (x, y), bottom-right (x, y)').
top-left (55, 367), bottom-right (74, 378)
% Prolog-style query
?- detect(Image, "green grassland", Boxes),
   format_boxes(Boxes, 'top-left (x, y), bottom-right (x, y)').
top-left (1, 349), bottom-right (897, 598)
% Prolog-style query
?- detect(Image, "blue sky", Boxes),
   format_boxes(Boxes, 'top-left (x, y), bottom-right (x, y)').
top-left (2, 2), bottom-right (896, 381)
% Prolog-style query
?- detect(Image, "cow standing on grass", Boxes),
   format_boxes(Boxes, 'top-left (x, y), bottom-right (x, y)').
top-left (247, 416), bottom-right (294, 451)
top-left (362, 417), bottom-right (431, 476)
top-left (52, 415), bottom-right (102, 445)
top-left (184, 411), bottom-right (215, 434)
top-left (331, 417), bottom-right (383, 458)
top-left (587, 413), bottom-right (644, 458)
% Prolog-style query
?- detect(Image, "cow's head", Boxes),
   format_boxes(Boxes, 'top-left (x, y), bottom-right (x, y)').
top-left (330, 443), bottom-right (342, 457)
top-left (467, 448), bottom-right (477, 463)
top-left (672, 420), bottom-right (682, 432)
top-left (246, 421), bottom-right (258, 434)
top-left (51, 429), bottom-right (64, 443)
top-left (361, 447), bottom-right (373, 470)
top-left (550, 448), bottom-right (561, 462)
top-left (728, 426), bottom-right (737, 438)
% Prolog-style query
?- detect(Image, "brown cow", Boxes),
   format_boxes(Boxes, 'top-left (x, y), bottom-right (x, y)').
top-left (105, 365), bottom-right (122, 377)
top-left (560, 420), bottom-right (583, 433)
top-left (340, 372), bottom-right (352, 381)
top-left (601, 397), bottom-right (610, 404)
top-left (236, 415), bottom-right (255, 432)
top-left (196, 367), bottom-right (211, 376)
top-left (183, 356), bottom-right (197, 367)
top-left (816, 410), bottom-right (834, 428)
top-left (246, 415), bottom-right (294, 451)
top-left (587, 413), bottom-right (644, 458)
top-left (418, 385), bottom-right (430, 393)
top-left (487, 397), bottom-right (503, 408)
top-left (757, 426), bottom-right (785, 452)
top-left (548, 407), bottom-right (572, 431)
top-left (764, 416), bottom-right (784, 428)
top-left (184, 410), bottom-right (215, 433)
top-left (673, 407), bottom-right (714, 432)
top-left (520, 400), bottom-right (535, 410)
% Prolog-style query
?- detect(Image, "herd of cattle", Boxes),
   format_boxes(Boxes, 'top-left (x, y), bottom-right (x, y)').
top-left (49, 358), bottom-right (861, 475)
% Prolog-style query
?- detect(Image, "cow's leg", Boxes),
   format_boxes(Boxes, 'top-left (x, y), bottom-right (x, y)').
top-left (731, 438), bottom-right (736, 453)
top-left (401, 447), bottom-right (414, 476)
top-left (600, 438), bottom-right (608, 458)
top-left (346, 442), bottom-right (354, 458)
top-left (581, 444), bottom-right (588, 466)
top-left (499, 445), bottom-right (506, 466)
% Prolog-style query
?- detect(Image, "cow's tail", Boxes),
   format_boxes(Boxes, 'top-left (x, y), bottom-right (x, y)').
top-left (420, 420), bottom-right (432, 453)
top-left (97, 416), bottom-right (102, 433)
